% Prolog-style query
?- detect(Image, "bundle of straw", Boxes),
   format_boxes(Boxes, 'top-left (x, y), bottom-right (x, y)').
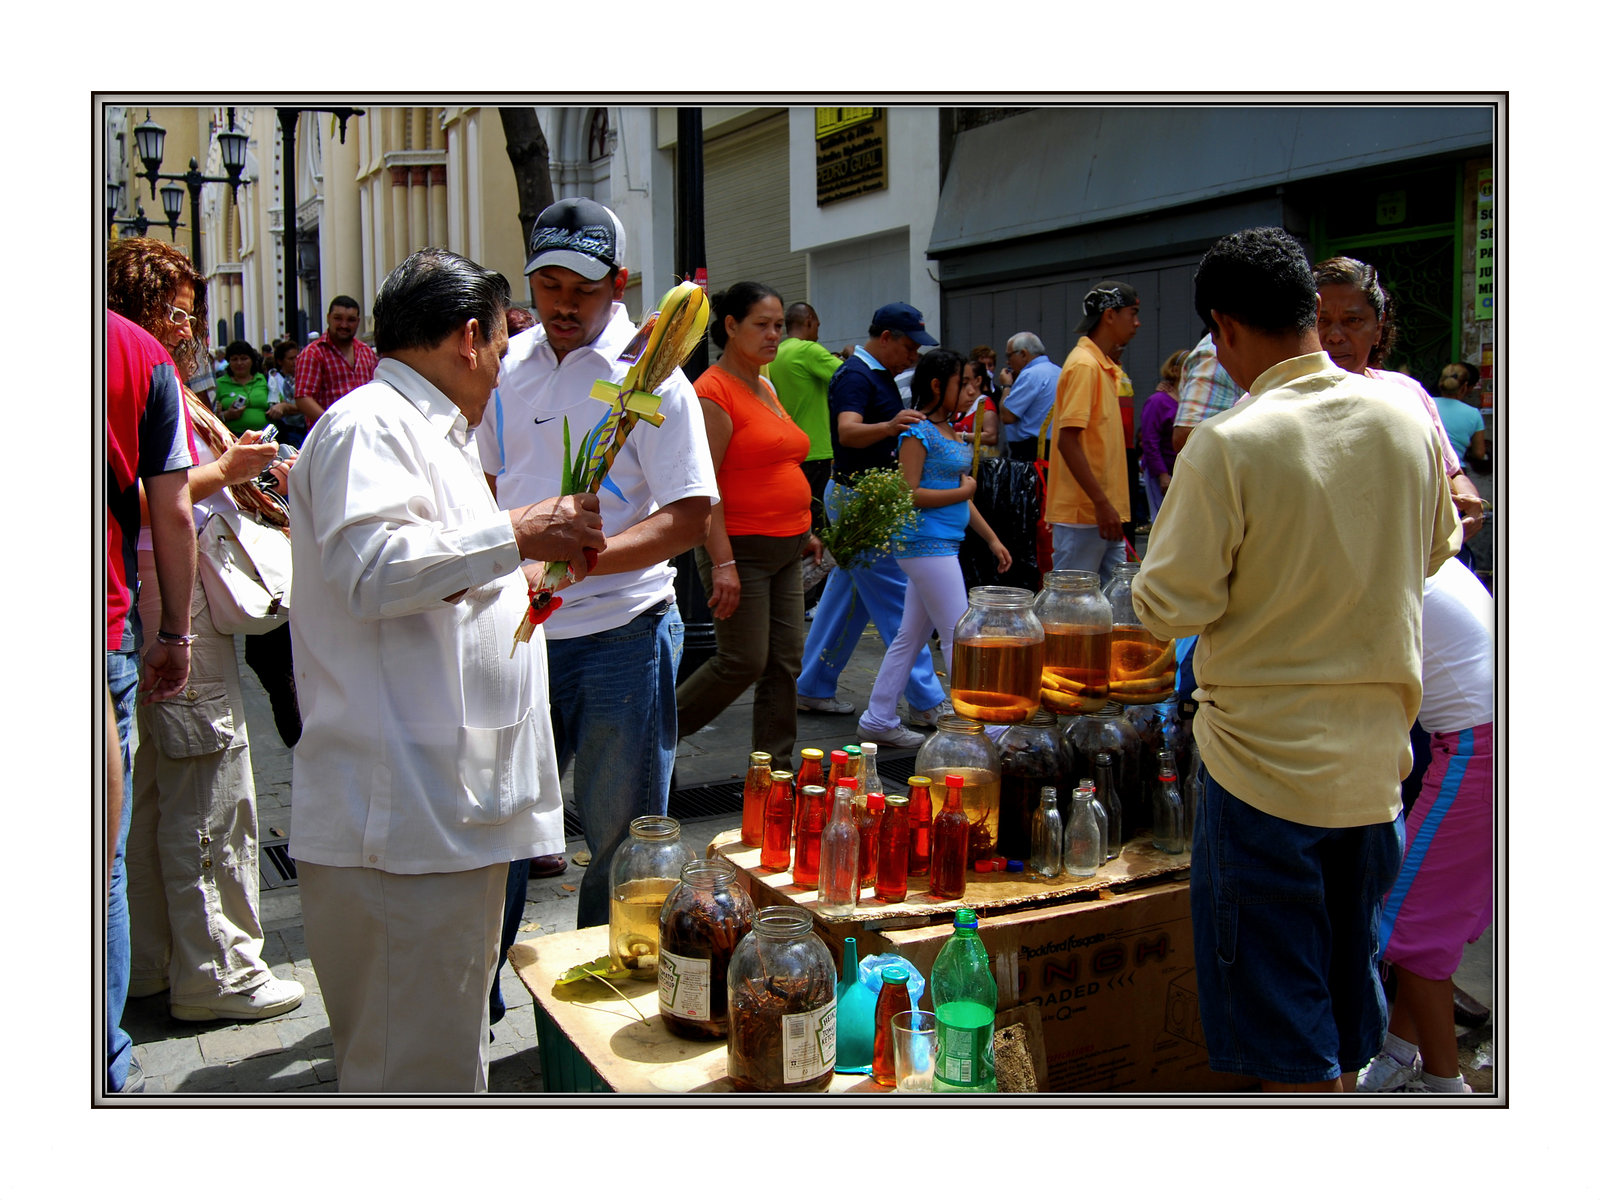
top-left (511, 280), bottom-right (710, 652)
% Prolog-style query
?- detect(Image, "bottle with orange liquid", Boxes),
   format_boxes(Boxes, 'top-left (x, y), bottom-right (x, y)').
top-left (795, 747), bottom-right (825, 795)
top-left (740, 751), bottom-right (773, 847)
top-left (1105, 560), bottom-right (1175, 704)
top-left (871, 965), bottom-right (915, 1086)
top-left (760, 771), bottom-right (796, 872)
top-left (906, 775), bottom-right (934, 877)
top-left (929, 775), bottom-right (970, 900)
top-left (793, 784), bottom-right (830, 889)
top-left (1035, 570), bottom-right (1112, 715)
top-left (950, 586), bottom-right (1045, 725)
top-left (857, 791), bottom-right (884, 893)
top-left (877, 794), bottom-right (911, 903)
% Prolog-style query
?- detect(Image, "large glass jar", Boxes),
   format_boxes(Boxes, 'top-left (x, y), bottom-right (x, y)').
top-left (1062, 705), bottom-right (1143, 840)
top-left (995, 710), bottom-right (1063, 862)
top-left (1122, 697), bottom-right (1181, 834)
top-left (1104, 560), bottom-right (1175, 704)
top-left (915, 716), bottom-right (1001, 867)
top-left (1035, 570), bottom-right (1112, 716)
top-left (951, 585), bottom-right (1045, 725)
top-left (658, 860), bottom-right (755, 1041)
top-left (609, 815), bottom-right (693, 980)
top-left (726, 907), bottom-right (837, 1092)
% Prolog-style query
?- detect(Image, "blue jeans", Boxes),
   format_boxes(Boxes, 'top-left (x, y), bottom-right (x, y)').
top-left (795, 480), bottom-right (945, 710)
top-left (1189, 765), bottom-right (1403, 1083)
top-left (1050, 522), bottom-right (1126, 589)
top-left (107, 649), bottom-right (139, 1091)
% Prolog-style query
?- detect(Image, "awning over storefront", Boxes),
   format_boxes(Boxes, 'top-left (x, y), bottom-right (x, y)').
top-left (929, 105), bottom-right (1494, 257)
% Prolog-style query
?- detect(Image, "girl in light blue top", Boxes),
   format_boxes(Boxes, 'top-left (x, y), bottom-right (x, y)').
top-left (858, 350), bottom-right (1011, 747)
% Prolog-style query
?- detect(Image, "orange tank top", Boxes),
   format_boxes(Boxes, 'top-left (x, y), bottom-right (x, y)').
top-left (696, 364), bottom-right (813, 537)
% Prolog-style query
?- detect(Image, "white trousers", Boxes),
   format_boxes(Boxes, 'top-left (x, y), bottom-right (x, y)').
top-left (298, 860), bottom-right (508, 1093)
top-left (862, 554), bottom-right (966, 734)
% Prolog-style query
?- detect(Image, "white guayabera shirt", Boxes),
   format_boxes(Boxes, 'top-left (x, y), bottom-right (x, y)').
top-left (286, 357), bottom-right (565, 873)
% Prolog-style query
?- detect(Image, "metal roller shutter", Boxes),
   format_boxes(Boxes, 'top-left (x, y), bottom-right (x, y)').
top-left (704, 116), bottom-right (808, 313)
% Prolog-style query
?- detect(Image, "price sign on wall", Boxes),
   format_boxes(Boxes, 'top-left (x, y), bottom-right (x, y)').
top-left (815, 108), bottom-right (888, 206)
top-left (1474, 169), bottom-right (1494, 319)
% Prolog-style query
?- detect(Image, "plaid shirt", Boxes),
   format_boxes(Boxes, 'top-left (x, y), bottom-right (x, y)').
top-left (1174, 333), bottom-right (1244, 429)
top-left (294, 334), bottom-right (378, 414)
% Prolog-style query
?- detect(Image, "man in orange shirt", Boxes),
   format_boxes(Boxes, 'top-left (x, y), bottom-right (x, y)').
top-left (1044, 281), bottom-right (1141, 585)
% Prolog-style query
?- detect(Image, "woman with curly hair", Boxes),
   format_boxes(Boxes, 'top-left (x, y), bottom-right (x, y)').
top-left (107, 238), bottom-right (304, 1023)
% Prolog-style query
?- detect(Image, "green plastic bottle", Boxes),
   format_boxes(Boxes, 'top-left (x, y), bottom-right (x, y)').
top-left (930, 908), bottom-right (998, 1092)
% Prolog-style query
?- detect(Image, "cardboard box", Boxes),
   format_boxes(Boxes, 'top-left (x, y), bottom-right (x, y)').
top-left (878, 882), bottom-right (1251, 1093)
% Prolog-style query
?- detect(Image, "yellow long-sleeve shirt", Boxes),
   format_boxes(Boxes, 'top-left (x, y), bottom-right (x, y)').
top-left (1132, 352), bottom-right (1461, 828)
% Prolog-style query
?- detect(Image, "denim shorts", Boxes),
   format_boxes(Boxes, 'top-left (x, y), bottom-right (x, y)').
top-left (1189, 765), bottom-right (1403, 1083)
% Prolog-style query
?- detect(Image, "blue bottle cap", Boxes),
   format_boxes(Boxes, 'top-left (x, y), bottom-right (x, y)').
top-left (1005, 859), bottom-right (1025, 873)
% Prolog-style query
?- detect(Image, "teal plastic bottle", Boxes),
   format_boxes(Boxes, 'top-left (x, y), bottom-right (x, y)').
top-left (930, 908), bottom-right (998, 1092)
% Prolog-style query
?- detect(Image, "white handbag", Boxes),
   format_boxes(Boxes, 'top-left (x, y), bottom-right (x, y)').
top-left (196, 507), bottom-right (292, 635)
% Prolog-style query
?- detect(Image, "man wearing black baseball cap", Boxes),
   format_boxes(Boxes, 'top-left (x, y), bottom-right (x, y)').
top-left (476, 197), bottom-right (718, 975)
top-left (793, 301), bottom-right (948, 743)
top-left (1044, 280), bottom-right (1141, 585)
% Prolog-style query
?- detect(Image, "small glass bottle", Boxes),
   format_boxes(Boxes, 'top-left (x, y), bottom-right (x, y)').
top-left (817, 781), bottom-right (861, 918)
top-left (608, 816), bottom-right (693, 980)
top-left (1064, 784), bottom-right (1103, 877)
top-left (1029, 785), bottom-right (1064, 879)
top-left (858, 742), bottom-right (884, 809)
top-left (871, 965), bottom-right (915, 1086)
top-left (877, 794), bottom-right (911, 903)
top-left (1152, 750), bottom-right (1185, 854)
top-left (825, 748), bottom-right (851, 796)
top-left (857, 791), bottom-right (885, 893)
top-left (1035, 569), bottom-right (1112, 715)
top-left (951, 585), bottom-right (1046, 724)
top-left (1184, 753), bottom-right (1205, 852)
top-left (740, 751), bottom-right (773, 847)
top-left (759, 770), bottom-right (796, 872)
top-left (1094, 751), bottom-right (1124, 861)
top-left (795, 747), bottom-right (825, 795)
top-left (792, 784), bottom-right (829, 890)
top-left (658, 859), bottom-right (755, 1040)
top-left (844, 745), bottom-right (864, 804)
top-left (1079, 775), bottom-right (1109, 860)
top-left (727, 907), bottom-right (837, 1092)
top-left (1105, 559), bottom-right (1175, 704)
top-left (929, 775), bottom-right (970, 900)
top-left (906, 776), bottom-right (934, 878)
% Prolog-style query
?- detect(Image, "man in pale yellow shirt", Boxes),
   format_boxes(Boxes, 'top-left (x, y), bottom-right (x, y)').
top-left (1045, 280), bottom-right (1140, 586)
top-left (1132, 228), bottom-right (1460, 1095)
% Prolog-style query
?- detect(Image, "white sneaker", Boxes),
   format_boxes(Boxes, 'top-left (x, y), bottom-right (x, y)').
top-left (1356, 1048), bottom-right (1422, 1093)
top-left (858, 722), bottom-right (924, 749)
top-left (906, 700), bottom-right (953, 728)
top-left (171, 975), bottom-right (306, 1023)
top-left (798, 694), bottom-right (855, 715)
top-left (1401, 1074), bottom-right (1473, 1094)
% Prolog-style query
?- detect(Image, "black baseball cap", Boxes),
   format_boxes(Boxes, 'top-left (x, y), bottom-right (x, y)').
top-left (871, 301), bottom-right (938, 346)
top-left (524, 197), bottom-right (626, 280)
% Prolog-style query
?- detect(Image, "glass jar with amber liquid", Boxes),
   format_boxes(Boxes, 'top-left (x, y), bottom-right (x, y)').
top-left (609, 816), bottom-right (692, 980)
top-left (1104, 561), bottom-right (1175, 704)
top-left (915, 717), bottom-right (1001, 867)
top-left (1035, 570), bottom-right (1112, 715)
top-left (950, 585), bottom-right (1046, 725)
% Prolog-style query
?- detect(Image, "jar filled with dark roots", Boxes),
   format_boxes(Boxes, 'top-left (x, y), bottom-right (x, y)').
top-left (726, 907), bottom-right (837, 1091)
top-left (657, 859), bottom-right (755, 1040)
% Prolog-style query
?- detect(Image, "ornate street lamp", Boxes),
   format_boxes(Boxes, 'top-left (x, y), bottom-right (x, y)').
top-left (131, 108), bottom-right (251, 273)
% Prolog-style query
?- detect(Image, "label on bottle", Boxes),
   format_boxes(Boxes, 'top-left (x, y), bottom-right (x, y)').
top-left (782, 998), bottom-right (837, 1083)
top-left (657, 949), bottom-right (711, 1021)
top-left (934, 1000), bottom-right (996, 1091)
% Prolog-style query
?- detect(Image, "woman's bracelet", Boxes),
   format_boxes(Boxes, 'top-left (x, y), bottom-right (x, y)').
top-left (713, 560), bottom-right (737, 570)
top-left (157, 630), bottom-right (195, 647)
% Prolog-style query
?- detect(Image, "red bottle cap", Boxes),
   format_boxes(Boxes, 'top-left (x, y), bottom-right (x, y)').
top-left (867, 792), bottom-right (886, 812)
top-left (945, 774), bottom-right (964, 789)
top-left (975, 859), bottom-right (995, 873)
top-left (831, 750), bottom-right (850, 764)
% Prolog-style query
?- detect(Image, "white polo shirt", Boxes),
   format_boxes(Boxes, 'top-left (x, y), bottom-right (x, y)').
top-left (477, 302), bottom-right (718, 639)
top-left (287, 358), bottom-right (565, 873)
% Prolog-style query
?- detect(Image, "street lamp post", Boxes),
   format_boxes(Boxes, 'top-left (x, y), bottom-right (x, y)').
top-left (277, 107), bottom-right (362, 343)
top-left (109, 179), bottom-right (183, 240)
top-left (132, 109), bottom-right (250, 274)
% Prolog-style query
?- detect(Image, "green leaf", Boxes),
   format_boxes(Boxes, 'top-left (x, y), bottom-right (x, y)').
top-left (560, 418), bottom-right (575, 496)
top-left (555, 954), bottom-right (631, 986)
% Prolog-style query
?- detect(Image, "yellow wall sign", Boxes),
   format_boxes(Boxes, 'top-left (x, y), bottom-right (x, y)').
top-left (815, 108), bottom-right (888, 206)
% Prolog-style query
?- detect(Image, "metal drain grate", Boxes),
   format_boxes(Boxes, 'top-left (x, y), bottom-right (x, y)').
top-left (260, 838), bottom-right (298, 890)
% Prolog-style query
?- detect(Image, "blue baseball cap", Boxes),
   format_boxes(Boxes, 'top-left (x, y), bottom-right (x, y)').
top-left (871, 301), bottom-right (938, 345)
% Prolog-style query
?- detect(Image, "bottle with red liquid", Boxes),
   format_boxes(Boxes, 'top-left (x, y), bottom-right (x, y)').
top-left (740, 751), bottom-right (773, 847)
top-left (796, 748), bottom-right (825, 795)
top-left (871, 965), bottom-right (915, 1086)
top-left (793, 784), bottom-right (829, 889)
top-left (930, 775), bottom-right (970, 900)
top-left (906, 775), bottom-right (934, 877)
top-left (856, 792), bottom-right (885, 894)
top-left (825, 748), bottom-right (851, 797)
top-left (759, 770), bottom-right (796, 872)
top-left (876, 794), bottom-right (910, 904)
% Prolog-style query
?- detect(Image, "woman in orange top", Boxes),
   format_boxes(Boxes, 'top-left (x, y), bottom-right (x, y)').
top-left (676, 282), bottom-right (824, 765)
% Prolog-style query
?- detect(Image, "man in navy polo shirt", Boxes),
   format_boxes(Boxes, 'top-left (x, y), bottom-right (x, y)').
top-left (795, 302), bottom-right (949, 745)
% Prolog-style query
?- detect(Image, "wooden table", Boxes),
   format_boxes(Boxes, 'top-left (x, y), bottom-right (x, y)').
top-left (509, 925), bottom-right (891, 1094)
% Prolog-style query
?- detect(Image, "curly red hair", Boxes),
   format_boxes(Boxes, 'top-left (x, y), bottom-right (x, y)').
top-left (107, 238), bottom-right (209, 375)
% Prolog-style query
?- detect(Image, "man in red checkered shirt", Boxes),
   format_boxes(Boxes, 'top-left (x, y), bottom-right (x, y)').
top-left (294, 294), bottom-right (378, 427)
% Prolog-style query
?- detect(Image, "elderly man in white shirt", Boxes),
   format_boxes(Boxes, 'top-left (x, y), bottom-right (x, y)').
top-left (287, 248), bottom-right (604, 1093)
